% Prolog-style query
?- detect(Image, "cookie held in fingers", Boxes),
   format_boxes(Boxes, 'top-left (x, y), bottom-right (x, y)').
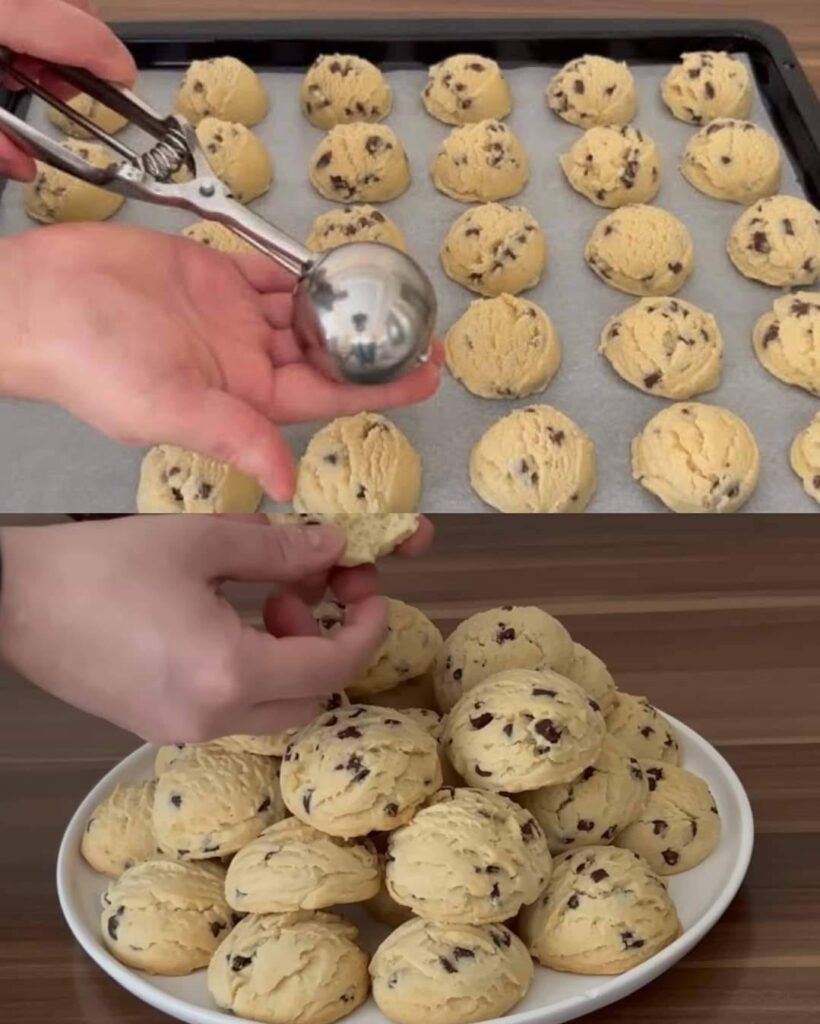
top-left (214, 692), bottom-right (348, 758)
top-left (269, 512), bottom-right (421, 566)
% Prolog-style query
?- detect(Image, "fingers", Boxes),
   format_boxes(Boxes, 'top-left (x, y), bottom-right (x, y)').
top-left (239, 593), bottom-right (388, 701)
top-left (0, 134), bottom-right (36, 181)
top-left (205, 520), bottom-right (347, 584)
top-left (329, 564), bottom-right (380, 604)
top-left (395, 515), bottom-right (434, 556)
top-left (227, 251), bottom-right (298, 295)
top-left (0, 0), bottom-right (137, 85)
top-left (262, 591), bottom-right (321, 638)
top-left (225, 697), bottom-right (326, 739)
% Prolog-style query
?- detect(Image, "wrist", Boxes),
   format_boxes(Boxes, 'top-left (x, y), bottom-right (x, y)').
top-left (0, 235), bottom-right (34, 400)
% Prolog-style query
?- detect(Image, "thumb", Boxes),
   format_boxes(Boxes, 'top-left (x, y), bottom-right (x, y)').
top-left (203, 520), bottom-right (348, 583)
top-left (163, 389), bottom-right (296, 502)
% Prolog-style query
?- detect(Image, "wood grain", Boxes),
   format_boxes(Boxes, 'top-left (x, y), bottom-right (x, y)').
top-left (95, 0), bottom-right (820, 92)
top-left (1, 515), bottom-right (819, 1022)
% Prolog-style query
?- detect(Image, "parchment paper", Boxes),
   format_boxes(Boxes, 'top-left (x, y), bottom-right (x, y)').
top-left (0, 57), bottom-right (817, 512)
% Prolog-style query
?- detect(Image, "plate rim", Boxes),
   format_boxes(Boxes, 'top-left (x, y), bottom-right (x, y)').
top-left (56, 711), bottom-right (754, 1024)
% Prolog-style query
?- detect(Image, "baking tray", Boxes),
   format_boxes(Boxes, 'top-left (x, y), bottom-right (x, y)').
top-left (0, 18), bottom-right (818, 513)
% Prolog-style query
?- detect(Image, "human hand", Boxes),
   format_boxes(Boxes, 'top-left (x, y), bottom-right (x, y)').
top-left (0, 515), bottom-right (432, 743)
top-left (0, 0), bottom-right (137, 180)
top-left (3, 224), bottom-right (443, 501)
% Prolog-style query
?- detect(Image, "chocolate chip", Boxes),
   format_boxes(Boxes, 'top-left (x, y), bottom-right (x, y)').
top-left (490, 882), bottom-right (501, 899)
top-left (535, 718), bottom-right (562, 743)
top-left (645, 766), bottom-right (664, 791)
top-left (453, 668), bottom-right (463, 681)
top-left (547, 427), bottom-right (565, 446)
top-left (496, 626), bottom-right (516, 643)
top-left (302, 789), bottom-right (314, 814)
top-left (107, 906), bottom-right (124, 941)
top-left (652, 819), bottom-right (668, 836)
top-left (170, 794), bottom-right (182, 808)
top-left (643, 371), bottom-right (662, 389)
top-left (604, 84), bottom-right (616, 95)
top-left (384, 802), bottom-right (399, 817)
top-left (210, 920), bottom-right (226, 938)
top-left (621, 930), bottom-right (645, 950)
top-left (588, 699), bottom-right (600, 713)
top-left (581, 766), bottom-right (597, 781)
top-left (662, 849), bottom-right (679, 866)
top-left (202, 843), bottom-right (220, 854)
top-left (573, 78), bottom-right (585, 94)
top-left (601, 825), bottom-right (617, 840)
top-left (356, 484), bottom-right (367, 500)
top-left (257, 797), bottom-right (271, 813)
top-left (629, 761), bottom-right (643, 781)
top-left (475, 765), bottom-right (493, 777)
top-left (577, 819), bottom-right (594, 832)
top-left (688, 67), bottom-right (701, 79)
top-left (567, 893), bottom-right (580, 909)
top-left (751, 231), bottom-right (770, 254)
top-left (668, 261), bottom-right (683, 275)
top-left (315, 151), bottom-right (332, 169)
top-left (439, 956), bottom-right (458, 974)
top-left (704, 81), bottom-right (716, 99)
top-left (791, 299), bottom-right (812, 317)
top-left (470, 712), bottom-right (493, 730)
top-left (338, 726), bottom-right (362, 740)
top-left (465, 226), bottom-right (481, 237)
top-left (640, 725), bottom-right (655, 738)
top-left (467, 62), bottom-right (485, 72)
top-left (502, 723), bottom-right (513, 737)
top-left (491, 928), bottom-right (511, 949)
top-left (170, 487), bottom-right (184, 503)
top-left (365, 135), bottom-right (384, 155)
top-left (591, 868), bottom-right (609, 882)
top-left (453, 946), bottom-right (475, 960)
top-left (521, 819), bottom-right (538, 841)
top-left (231, 954), bottom-right (254, 972)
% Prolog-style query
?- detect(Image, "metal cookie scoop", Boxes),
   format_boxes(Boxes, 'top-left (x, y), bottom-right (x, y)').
top-left (0, 49), bottom-right (437, 384)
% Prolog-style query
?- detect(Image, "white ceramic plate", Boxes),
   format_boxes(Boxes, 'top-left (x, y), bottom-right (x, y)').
top-left (57, 712), bottom-right (753, 1024)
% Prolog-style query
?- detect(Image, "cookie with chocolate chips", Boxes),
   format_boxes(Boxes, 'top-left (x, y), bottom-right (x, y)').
top-left (566, 642), bottom-right (618, 715)
top-left (300, 53), bottom-right (392, 129)
top-left (422, 54), bottom-right (512, 125)
top-left (81, 780), bottom-right (159, 878)
top-left (136, 444), bottom-right (263, 514)
top-left (432, 119), bottom-right (529, 203)
top-left (190, 116), bottom-right (272, 204)
top-left (268, 512), bottom-right (421, 567)
top-left (24, 139), bottom-right (124, 224)
top-left (560, 124), bottom-right (661, 208)
top-left (175, 56), bottom-right (268, 127)
top-left (752, 291), bottom-right (820, 395)
top-left (662, 51), bottom-right (752, 125)
top-left (681, 118), bottom-right (781, 204)
top-left (47, 90), bottom-right (127, 140)
top-left (605, 693), bottom-right (682, 764)
top-left (519, 845), bottom-right (681, 974)
top-left (790, 412), bottom-right (820, 506)
top-left (547, 55), bottom-right (637, 128)
top-left (306, 203), bottom-right (407, 253)
top-left (728, 194), bottom-right (819, 287)
top-left (309, 122), bottom-right (410, 203)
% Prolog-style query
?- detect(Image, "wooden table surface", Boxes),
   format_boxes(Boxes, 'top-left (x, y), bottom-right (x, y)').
top-left (1, 515), bottom-right (819, 1023)
top-left (95, 0), bottom-right (820, 92)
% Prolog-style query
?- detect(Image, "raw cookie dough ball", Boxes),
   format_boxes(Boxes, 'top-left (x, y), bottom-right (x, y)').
top-left (81, 781), bottom-right (159, 877)
top-left (616, 761), bottom-right (721, 874)
top-left (181, 220), bottom-right (254, 252)
top-left (225, 818), bottom-right (380, 913)
top-left (152, 745), bottom-right (285, 860)
top-left (662, 51), bottom-right (752, 125)
top-left (101, 859), bottom-right (230, 975)
top-left (294, 413), bottom-right (422, 513)
top-left (347, 598), bottom-right (443, 698)
top-left (195, 117), bottom-right (272, 203)
top-left (445, 294), bottom-right (561, 400)
top-left (566, 643), bottom-right (617, 717)
top-left (790, 412), bottom-right (820, 505)
top-left (301, 53), bottom-right (392, 129)
top-left (559, 124), bottom-right (661, 208)
top-left (632, 402), bottom-right (761, 513)
top-left (370, 918), bottom-right (532, 1024)
top-left (585, 204), bottom-right (694, 297)
top-left (215, 693), bottom-right (348, 758)
top-left (600, 297), bottom-right (723, 399)
top-left (268, 512), bottom-right (420, 566)
top-left (175, 56), bottom-right (268, 126)
top-left (386, 787), bottom-right (550, 924)
top-left (136, 444), bottom-right (262, 513)
top-left (306, 204), bottom-right (407, 253)
top-left (280, 705), bottom-right (442, 837)
top-left (208, 911), bottom-right (369, 1024)
top-left (470, 404), bottom-right (597, 514)
top-left (432, 119), bottom-right (528, 203)
top-left (24, 140), bottom-right (123, 224)
top-left (519, 845), bottom-right (681, 974)
top-left (547, 55), bottom-right (637, 128)
top-left (752, 291), bottom-right (820, 395)
top-left (441, 203), bottom-right (546, 297)
top-left (681, 119), bottom-right (781, 204)
top-left (434, 605), bottom-right (573, 714)
top-left (309, 123), bottom-right (410, 203)
top-left (518, 735), bottom-right (648, 854)
top-left (47, 91), bottom-right (127, 139)
top-left (422, 54), bottom-right (512, 125)
top-left (727, 194), bottom-right (820, 287)
top-left (442, 668), bottom-right (606, 792)
top-left (605, 693), bottom-right (682, 765)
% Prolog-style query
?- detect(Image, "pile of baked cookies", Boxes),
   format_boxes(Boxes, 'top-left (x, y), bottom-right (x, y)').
top-left (21, 51), bottom-right (820, 513)
top-left (81, 567), bottom-right (721, 1021)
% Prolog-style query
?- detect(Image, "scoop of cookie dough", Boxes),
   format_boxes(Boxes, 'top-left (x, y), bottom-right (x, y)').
top-left (662, 51), bottom-right (752, 125)
top-left (24, 140), bottom-right (124, 224)
top-left (470, 404), bottom-right (597, 514)
top-left (181, 220), bottom-right (254, 252)
top-left (681, 119), bottom-right (781, 204)
top-left (727, 194), bottom-right (820, 287)
top-left (790, 412), bottom-right (820, 505)
top-left (441, 202), bottom-right (546, 297)
top-left (600, 297), bottom-right (723, 399)
top-left (47, 91), bottom-right (128, 139)
top-left (280, 705), bottom-right (442, 836)
top-left (434, 604), bottom-right (573, 713)
top-left (422, 54), bottom-right (512, 125)
top-left (615, 760), bottom-right (721, 874)
top-left (547, 55), bottom-right (637, 127)
top-left (136, 444), bottom-right (262, 513)
top-left (268, 512), bottom-right (420, 565)
top-left (631, 401), bottom-right (760, 513)
top-left (432, 119), bottom-right (528, 203)
top-left (214, 693), bottom-right (348, 758)
top-left (225, 818), bottom-right (379, 914)
top-left (445, 293), bottom-right (561, 400)
top-left (301, 53), bottom-right (392, 129)
top-left (101, 859), bottom-right (230, 975)
top-left (208, 910), bottom-right (369, 1024)
top-left (752, 291), bottom-right (820, 396)
top-left (566, 643), bottom-right (618, 716)
top-left (519, 845), bottom-right (681, 974)
top-left (518, 735), bottom-right (648, 854)
top-left (386, 787), bottom-right (550, 924)
top-left (370, 918), bottom-right (533, 1024)
top-left (152, 745), bottom-right (285, 860)
top-left (194, 116), bottom-right (272, 203)
top-left (293, 413), bottom-right (422, 513)
top-left (605, 693), bottom-right (682, 765)
top-left (442, 668), bottom-right (606, 792)
top-left (309, 122), bottom-right (410, 203)
top-left (585, 204), bottom-right (694, 296)
top-left (175, 56), bottom-right (269, 126)
top-left (306, 204), bottom-right (407, 253)
top-left (560, 124), bottom-right (661, 208)
top-left (81, 780), bottom-right (159, 877)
